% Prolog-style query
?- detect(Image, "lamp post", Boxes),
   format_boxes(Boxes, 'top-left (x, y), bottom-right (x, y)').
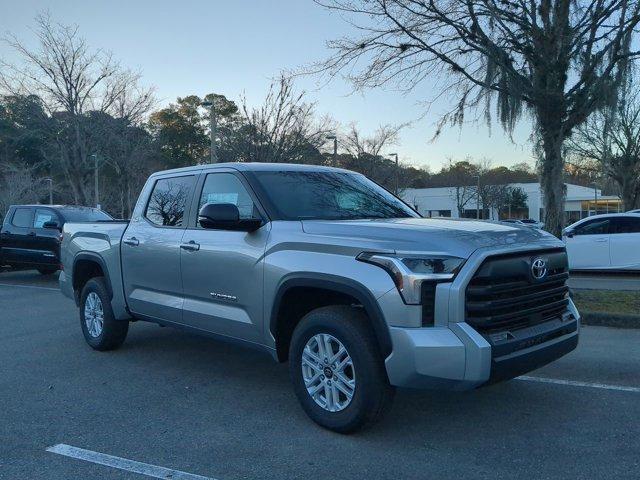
top-left (388, 153), bottom-right (399, 195)
top-left (473, 175), bottom-right (481, 219)
top-left (201, 100), bottom-right (217, 163)
top-left (90, 154), bottom-right (100, 209)
top-left (44, 177), bottom-right (53, 205)
top-left (590, 182), bottom-right (598, 215)
top-left (326, 135), bottom-right (337, 166)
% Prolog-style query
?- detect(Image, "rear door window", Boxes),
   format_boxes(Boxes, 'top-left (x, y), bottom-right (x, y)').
top-left (11, 208), bottom-right (33, 228)
top-left (145, 175), bottom-right (196, 227)
top-left (611, 217), bottom-right (640, 234)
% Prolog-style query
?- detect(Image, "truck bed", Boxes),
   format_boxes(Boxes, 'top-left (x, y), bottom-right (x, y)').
top-left (59, 220), bottom-right (130, 318)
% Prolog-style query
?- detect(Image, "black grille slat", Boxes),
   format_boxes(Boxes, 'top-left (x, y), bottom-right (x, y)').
top-left (467, 285), bottom-right (569, 311)
top-left (467, 298), bottom-right (569, 327)
top-left (465, 249), bottom-right (570, 334)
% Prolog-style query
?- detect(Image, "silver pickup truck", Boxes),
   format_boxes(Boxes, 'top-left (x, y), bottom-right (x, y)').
top-left (60, 163), bottom-right (580, 432)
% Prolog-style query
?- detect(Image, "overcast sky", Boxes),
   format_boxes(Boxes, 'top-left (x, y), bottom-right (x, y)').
top-left (0, 0), bottom-right (537, 171)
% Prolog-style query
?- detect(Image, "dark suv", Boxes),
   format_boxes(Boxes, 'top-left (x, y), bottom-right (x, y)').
top-left (0, 205), bottom-right (112, 275)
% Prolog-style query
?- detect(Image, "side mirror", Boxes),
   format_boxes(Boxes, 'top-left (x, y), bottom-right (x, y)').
top-left (564, 230), bottom-right (574, 238)
top-left (43, 221), bottom-right (61, 231)
top-left (198, 203), bottom-right (263, 232)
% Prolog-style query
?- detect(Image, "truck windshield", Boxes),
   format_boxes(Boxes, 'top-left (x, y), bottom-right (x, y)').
top-left (250, 171), bottom-right (418, 221)
top-left (61, 208), bottom-right (113, 222)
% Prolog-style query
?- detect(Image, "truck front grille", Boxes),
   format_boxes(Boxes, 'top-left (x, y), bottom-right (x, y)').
top-left (465, 249), bottom-right (570, 334)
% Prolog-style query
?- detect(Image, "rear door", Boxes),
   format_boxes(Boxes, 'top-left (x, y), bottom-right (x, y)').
top-left (180, 171), bottom-right (270, 342)
top-left (565, 217), bottom-right (611, 270)
top-left (0, 207), bottom-right (35, 265)
top-left (31, 208), bottom-right (62, 267)
top-left (609, 217), bottom-right (640, 269)
top-left (121, 173), bottom-right (198, 323)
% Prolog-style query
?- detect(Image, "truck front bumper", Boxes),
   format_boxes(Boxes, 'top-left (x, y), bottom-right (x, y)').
top-left (385, 311), bottom-right (579, 390)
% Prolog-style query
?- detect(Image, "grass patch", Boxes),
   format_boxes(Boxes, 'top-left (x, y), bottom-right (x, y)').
top-left (572, 289), bottom-right (640, 316)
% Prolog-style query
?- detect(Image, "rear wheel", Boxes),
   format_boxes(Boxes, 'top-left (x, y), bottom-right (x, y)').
top-left (289, 305), bottom-right (395, 433)
top-left (37, 267), bottom-right (58, 275)
top-left (79, 277), bottom-right (128, 351)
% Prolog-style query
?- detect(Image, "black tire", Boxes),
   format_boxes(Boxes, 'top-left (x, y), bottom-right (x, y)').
top-left (79, 277), bottom-right (128, 351)
top-left (37, 267), bottom-right (58, 275)
top-left (289, 305), bottom-right (395, 433)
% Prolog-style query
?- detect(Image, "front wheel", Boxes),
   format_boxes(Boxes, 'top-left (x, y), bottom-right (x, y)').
top-left (79, 277), bottom-right (128, 351)
top-left (289, 306), bottom-right (395, 433)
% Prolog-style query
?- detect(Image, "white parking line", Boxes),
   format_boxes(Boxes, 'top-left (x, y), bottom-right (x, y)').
top-left (46, 444), bottom-right (216, 479)
top-left (0, 283), bottom-right (59, 292)
top-left (517, 375), bottom-right (640, 393)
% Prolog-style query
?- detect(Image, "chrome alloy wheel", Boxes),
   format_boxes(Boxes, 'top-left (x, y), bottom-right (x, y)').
top-left (84, 292), bottom-right (104, 338)
top-left (301, 333), bottom-right (356, 412)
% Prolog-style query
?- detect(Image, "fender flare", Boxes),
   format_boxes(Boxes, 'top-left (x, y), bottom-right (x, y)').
top-left (270, 273), bottom-right (392, 358)
top-left (72, 252), bottom-right (114, 300)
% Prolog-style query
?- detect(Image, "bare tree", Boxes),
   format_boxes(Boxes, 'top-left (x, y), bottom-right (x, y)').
top-left (570, 84), bottom-right (640, 210)
top-left (1, 13), bottom-right (152, 206)
top-left (338, 123), bottom-right (405, 187)
top-left (314, 0), bottom-right (640, 236)
top-left (0, 163), bottom-right (47, 217)
top-left (341, 123), bottom-right (403, 158)
top-left (236, 75), bottom-right (335, 163)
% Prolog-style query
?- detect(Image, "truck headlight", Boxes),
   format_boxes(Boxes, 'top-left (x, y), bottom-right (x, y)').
top-left (356, 252), bottom-right (466, 304)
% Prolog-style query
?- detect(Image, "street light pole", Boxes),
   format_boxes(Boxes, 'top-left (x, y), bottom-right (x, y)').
top-left (388, 153), bottom-right (399, 195)
top-left (590, 182), bottom-right (598, 215)
top-left (201, 100), bottom-right (217, 163)
top-left (326, 135), bottom-right (337, 166)
top-left (474, 175), bottom-right (481, 219)
top-left (91, 154), bottom-right (100, 209)
top-left (44, 178), bottom-right (53, 205)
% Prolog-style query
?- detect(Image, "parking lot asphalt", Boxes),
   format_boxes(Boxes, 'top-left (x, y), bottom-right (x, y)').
top-left (1, 270), bottom-right (639, 480)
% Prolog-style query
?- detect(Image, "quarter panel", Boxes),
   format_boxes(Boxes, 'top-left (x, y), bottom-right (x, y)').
top-left (62, 222), bottom-right (129, 319)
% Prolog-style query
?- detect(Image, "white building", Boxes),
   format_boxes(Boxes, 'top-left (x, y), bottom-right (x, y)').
top-left (401, 182), bottom-right (622, 224)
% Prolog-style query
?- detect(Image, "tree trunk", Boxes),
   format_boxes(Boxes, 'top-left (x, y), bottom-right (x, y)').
top-left (620, 173), bottom-right (640, 211)
top-left (539, 130), bottom-right (566, 238)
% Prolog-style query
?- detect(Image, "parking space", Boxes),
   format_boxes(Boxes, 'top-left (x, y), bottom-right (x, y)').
top-left (1, 270), bottom-right (639, 479)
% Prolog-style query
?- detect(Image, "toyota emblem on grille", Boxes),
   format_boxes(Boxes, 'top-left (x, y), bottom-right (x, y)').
top-left (531, 258), bottom-right (547, 280)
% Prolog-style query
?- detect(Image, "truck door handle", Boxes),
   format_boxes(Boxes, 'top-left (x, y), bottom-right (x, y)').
top-left (123, 237), bottom-right (139, 246)
top-left (595, 238), bottom-right (608, 243)
top-left (180, 241), bottom-right (200, 251)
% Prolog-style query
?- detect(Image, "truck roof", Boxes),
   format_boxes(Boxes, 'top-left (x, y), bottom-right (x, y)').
top-left (8, 205), bottom-right (101, 210)
top-left (149, 162), bottom-right (353, 178)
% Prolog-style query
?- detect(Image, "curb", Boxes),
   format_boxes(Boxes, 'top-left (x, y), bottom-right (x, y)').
top-left (581, 312), bottom-right (640, 329)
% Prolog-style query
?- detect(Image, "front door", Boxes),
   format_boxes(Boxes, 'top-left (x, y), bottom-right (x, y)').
top-left (180, 171), bottom-right (270, 343)
top-left (121, 173), bottom-right (198, 323)
top-left (1, 207), bottom-right (35, 266)
top-left (566, 217), bottom-right (611, 269)
top-left (32, 208), bottom-right (62, 267)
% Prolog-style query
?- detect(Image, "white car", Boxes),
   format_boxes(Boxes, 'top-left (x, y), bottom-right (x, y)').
top-left (563, 213), bottom-right (640, 271)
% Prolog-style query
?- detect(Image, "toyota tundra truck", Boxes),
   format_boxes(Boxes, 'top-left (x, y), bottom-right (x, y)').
top-left (59, 163), bottom-right (579, 432)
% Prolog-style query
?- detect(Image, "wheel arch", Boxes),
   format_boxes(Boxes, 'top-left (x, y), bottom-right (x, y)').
top-left (270, 274), bottom-right (392, 362)
top-left (72, 252), bottom-right (113, 305)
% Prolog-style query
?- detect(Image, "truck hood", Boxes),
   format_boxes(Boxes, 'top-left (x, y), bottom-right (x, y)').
top-left (301, 217), bottom-right (561, 258)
